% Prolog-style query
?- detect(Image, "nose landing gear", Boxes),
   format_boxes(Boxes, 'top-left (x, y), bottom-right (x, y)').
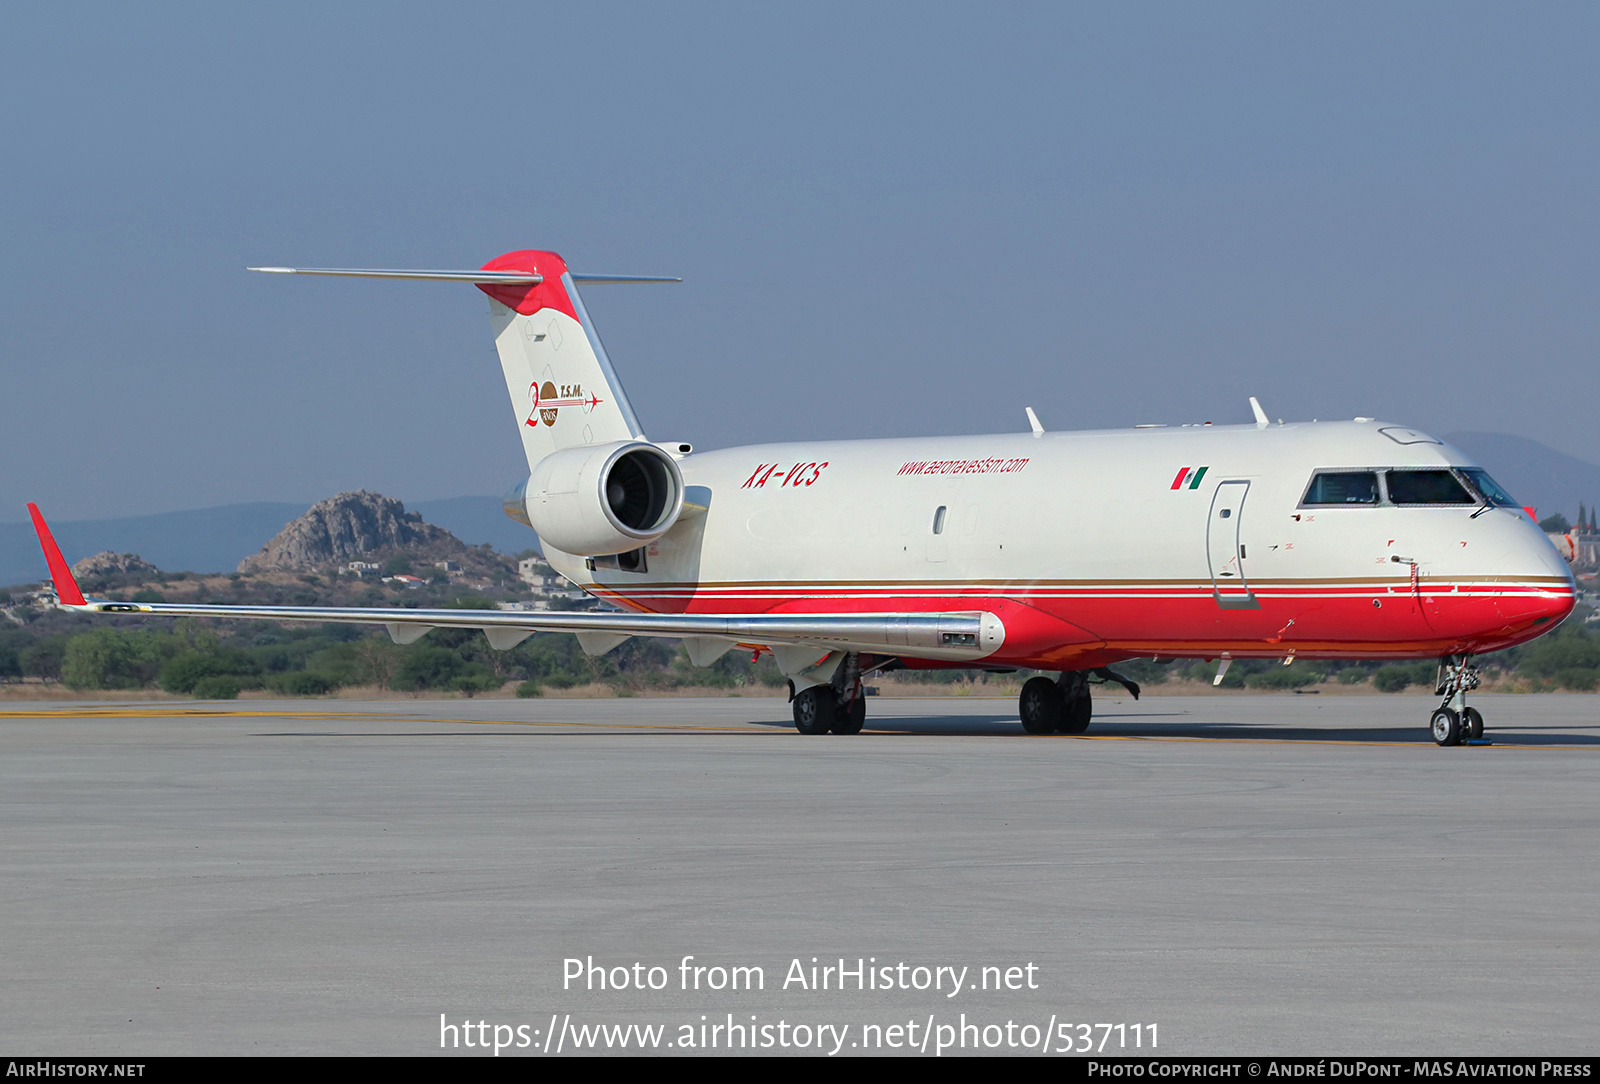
top-left (1430, 656), bottom-right (1486, 746)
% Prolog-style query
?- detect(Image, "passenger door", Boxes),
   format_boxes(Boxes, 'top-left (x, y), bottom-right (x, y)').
top-left (1207, 480), bottom-right (1258, 609)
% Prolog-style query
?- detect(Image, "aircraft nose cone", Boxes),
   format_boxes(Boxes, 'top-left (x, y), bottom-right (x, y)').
top-left (1536, 580), bottom-right (1577, 625)
top-left (1507, 535), bottom-right (1576, 634)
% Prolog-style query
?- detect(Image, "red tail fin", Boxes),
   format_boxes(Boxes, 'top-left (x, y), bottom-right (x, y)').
top-left (26, 503), bottom-right (86, 606)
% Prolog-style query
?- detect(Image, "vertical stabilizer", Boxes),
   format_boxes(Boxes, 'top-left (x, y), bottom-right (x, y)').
top-left (479, 250), bottom-right (645, 470)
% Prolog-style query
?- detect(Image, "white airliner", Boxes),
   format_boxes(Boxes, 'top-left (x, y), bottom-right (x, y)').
top-left (28, 249), bottom-right (1575, 745)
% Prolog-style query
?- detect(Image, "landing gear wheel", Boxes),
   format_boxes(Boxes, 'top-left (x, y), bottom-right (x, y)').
top-left (831, 695), bottom-right (866, 735)
top-left (794, 686), bottom-right (837, 735)
top-left (1058, 693), bottom-right (1092, 735)
top-left (1462, 707), bottom-right (1484, 741)
top-left (1430, 707), bottom-right (1462, 747)
top-left (1020, 677), bottom-right (1063, 734)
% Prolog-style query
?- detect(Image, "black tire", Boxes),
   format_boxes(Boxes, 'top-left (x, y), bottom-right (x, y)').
top-left (1019, 677), bottom-right (1063, 734)
top-left (1463, 707), bottom-right (1484, 741)
top-left (793, 686), bottom-right (837, 734)
top-left (831, 695), bottom-right (866, 735)
top-left (1430, 707), bottom-right (1462, 747)
top-left (1058, 692), bottom-right (1092, 734)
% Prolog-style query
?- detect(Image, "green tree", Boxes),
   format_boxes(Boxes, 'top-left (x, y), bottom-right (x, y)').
top-left (159, 648), bottom-right (262, 694)
top-left (61, 629), bottom-right (177, 690)
top-left (191, 676), bottom-right (242, 699)
top-left (1539, 513), bottom-right (1571, 533)
top-left (395, 646), bottom-right (473, 690)
top-left (1515, 623), bottom-right (1600, 689)
top-left (21, 636), bottom-right (70, 682)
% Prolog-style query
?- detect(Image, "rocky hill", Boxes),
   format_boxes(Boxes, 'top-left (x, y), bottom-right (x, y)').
top-left (237, 491), bottom-right (513, 581)
top-left (71, 552), bottom-right (159, 578)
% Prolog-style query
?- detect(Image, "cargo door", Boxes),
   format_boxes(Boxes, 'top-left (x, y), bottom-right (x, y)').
top-left (1207, 480), bottom-right (1259, 609)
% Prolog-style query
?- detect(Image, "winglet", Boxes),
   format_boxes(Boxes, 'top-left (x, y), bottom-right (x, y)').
top-left (26, 504), bottom-right (86, 606)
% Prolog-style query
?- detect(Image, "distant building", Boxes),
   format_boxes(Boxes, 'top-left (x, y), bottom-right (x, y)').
top-left (518, 557), bottom-right (566, 591)
top-left (436, 560), bottom-right (461, 572)
top-left (1575, 525), bottom-right (1600, 570)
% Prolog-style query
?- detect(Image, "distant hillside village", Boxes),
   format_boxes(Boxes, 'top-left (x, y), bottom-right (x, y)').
top-left (1542, 505), bottom-right (1600, 575)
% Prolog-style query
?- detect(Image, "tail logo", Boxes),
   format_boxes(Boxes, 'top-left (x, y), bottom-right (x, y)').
top-left (526, 380), bottom-right (605, 428)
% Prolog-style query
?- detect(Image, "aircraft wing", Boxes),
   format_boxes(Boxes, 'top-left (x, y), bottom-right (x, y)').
top-left (24, 505), bottom-right (1002, 663)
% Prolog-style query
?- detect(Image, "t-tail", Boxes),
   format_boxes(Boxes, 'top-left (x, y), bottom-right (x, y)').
top-left (249, 252), bottom-right (688, 557)
top-left (249, 251), bottom-right (679, 470)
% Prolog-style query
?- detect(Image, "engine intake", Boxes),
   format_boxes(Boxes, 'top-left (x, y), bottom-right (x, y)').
top-left (516, 441), bottom-right (685, 556)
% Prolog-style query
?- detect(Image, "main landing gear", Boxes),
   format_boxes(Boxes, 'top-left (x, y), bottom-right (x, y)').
top-left (1429, 655), bottom-right (1486, 747)
top-left (792, 652), bottom-right (867, 735)
top-left (1019, 668), bottom-right (1141, 735)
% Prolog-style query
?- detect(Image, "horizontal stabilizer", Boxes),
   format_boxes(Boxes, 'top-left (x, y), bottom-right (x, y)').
top-left (249, 267), bottom-right (682, 285)
top-left (249, 267), bottom-right (544, 284)
top-left (568, 274), bottom-right (682, 284)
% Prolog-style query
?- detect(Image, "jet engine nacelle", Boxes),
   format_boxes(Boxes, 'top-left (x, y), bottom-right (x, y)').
top-left (510, 441), bottom-right (685, 556)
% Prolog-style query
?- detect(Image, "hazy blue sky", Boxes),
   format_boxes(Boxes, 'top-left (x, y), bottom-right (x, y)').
top-left (3, 3), bottom-right (1598, 520)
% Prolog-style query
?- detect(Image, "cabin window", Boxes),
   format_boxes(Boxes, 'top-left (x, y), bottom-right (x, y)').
top-left (1460, 469), bottom-right (1517, 507)
top-left (932, 506), bottom-right (947, 534)
top-left (1302, 471), bottom-right (1378, 505)
top-left (1385, 470), bottom-right (1473, 505)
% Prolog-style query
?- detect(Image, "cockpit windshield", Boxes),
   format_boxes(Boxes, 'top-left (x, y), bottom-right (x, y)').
top-left (1460, 468), bottom-right (1518, 507)
top-left (1303, 472), bottom-right (1378, 504)
top-left (1385, 470), bottom-right (1475, 505)
top-left (1300, 467), bottom-right (1514, 508)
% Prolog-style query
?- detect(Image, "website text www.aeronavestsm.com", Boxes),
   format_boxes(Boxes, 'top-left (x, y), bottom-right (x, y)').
top-left (440, 1014), bottom-right (1157, 1055)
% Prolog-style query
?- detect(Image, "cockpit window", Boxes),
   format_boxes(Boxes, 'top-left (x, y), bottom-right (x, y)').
top-left (1385, 470), bottom-right (1474, 505)
top-left (1460, 468), bottom-right (1517, 507)
top-left (1303, 471), bottom-right (1378, 505)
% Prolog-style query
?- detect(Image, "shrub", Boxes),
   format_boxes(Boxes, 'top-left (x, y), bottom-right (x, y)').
top-left (515, 680), bottom-right (544, 698)
top-left (395, 646), bottom-right (468, 690)
top-left (159, 649), bottom-right (262, 694)
top-left (1518, 624), bottom-right (1600, 680)
top-left (191, 676), bottom-right (241, 699)
top-left (1246, 665), bottom-right (1326, 690)
top-left (273, 672), bottom-right (337, 696)
top-left (1372, 663), bottom-right (1434, 693)
top-left (447, 673), bottom-right (503, 697)
top-left (1554, 667), bottom-right (1600, 691)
